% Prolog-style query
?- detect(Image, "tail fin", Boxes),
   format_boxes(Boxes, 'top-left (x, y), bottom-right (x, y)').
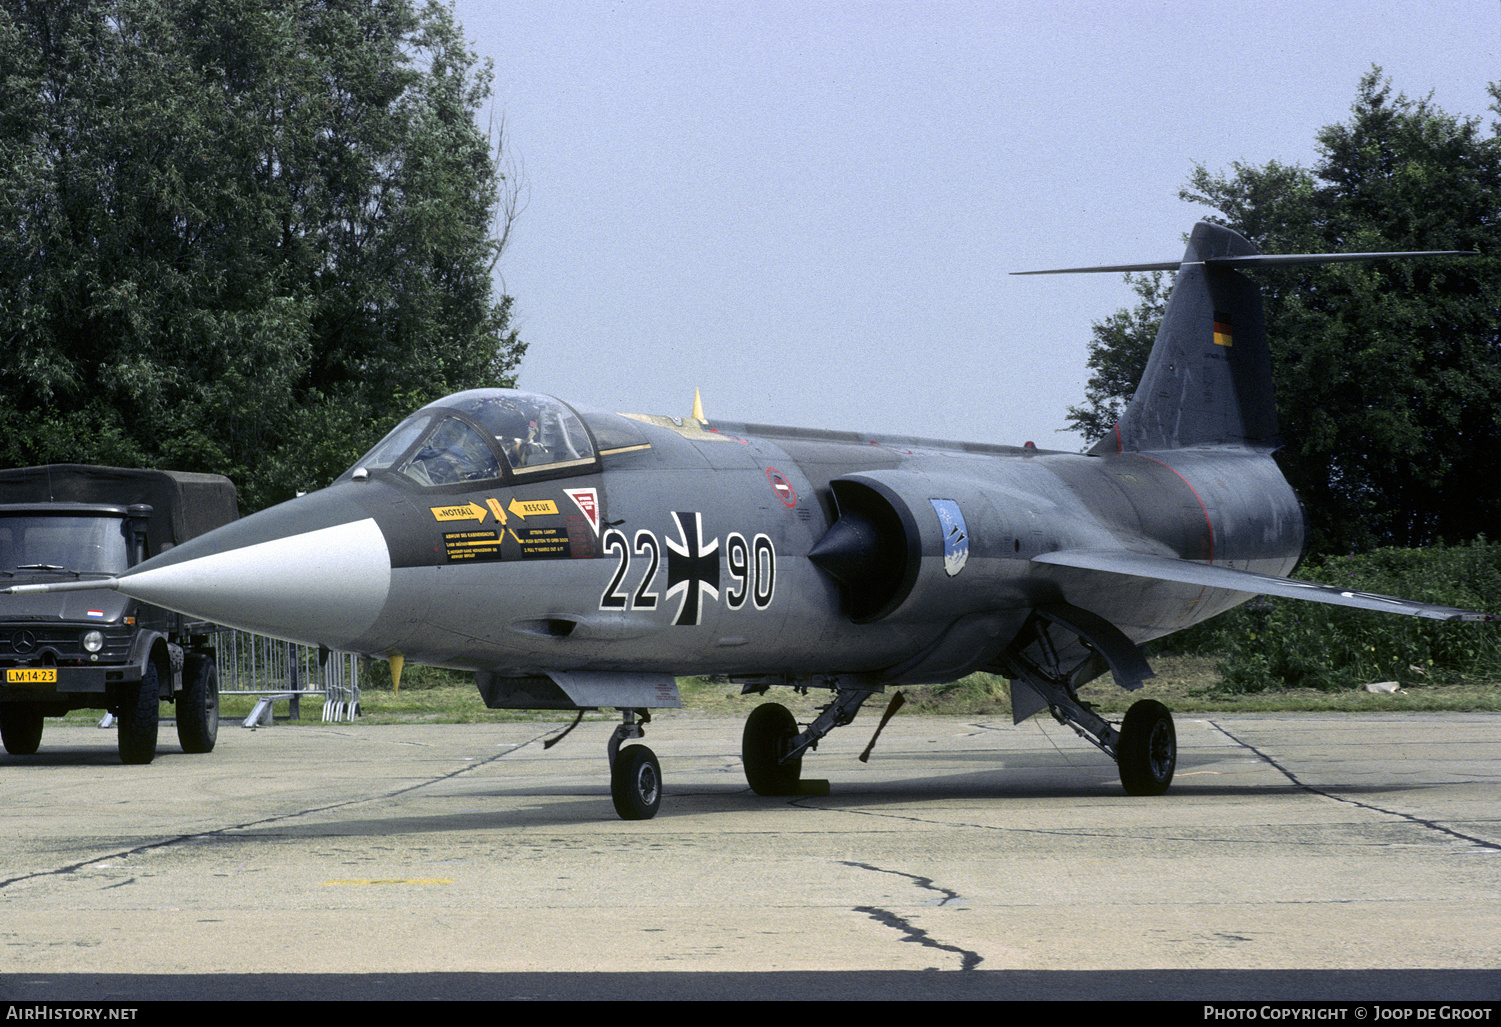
top-left (1102, 222), bottom-right (1274, 453)
top-left (1017, 221), bottom-right (1475, 455)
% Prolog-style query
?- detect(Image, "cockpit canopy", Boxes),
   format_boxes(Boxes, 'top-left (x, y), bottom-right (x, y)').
top-left (344, 390), bottom-right (600, 487)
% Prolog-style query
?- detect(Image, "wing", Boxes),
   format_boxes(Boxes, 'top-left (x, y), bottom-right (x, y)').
top-left (1032, 549), bottom-right (1495, 623)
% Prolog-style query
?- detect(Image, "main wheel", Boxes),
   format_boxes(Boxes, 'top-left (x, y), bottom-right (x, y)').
top-left (118, 660), bottom-right (160, 765)
top-left (176, 655), bottom-right (219, 754)
top-left (742, 702), bottom-right (802, 796)
top-left (1117, 699), bottom-right (1176, 796)
top-left (0, 706), bottom-right (44, 755)
top-left (611, 744), bottom-right (662, 820)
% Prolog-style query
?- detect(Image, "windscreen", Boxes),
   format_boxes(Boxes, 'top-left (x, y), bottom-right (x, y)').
top-left (343, 390), bottom-right (599, 486)
top-left (445, 391), bottom-right (595, 474)
top-left (0, 515), bottom-right (130, 576)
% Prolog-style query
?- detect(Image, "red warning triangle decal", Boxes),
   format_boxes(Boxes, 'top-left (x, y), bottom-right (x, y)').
top-left (565, 487), bottom-right (600, 535)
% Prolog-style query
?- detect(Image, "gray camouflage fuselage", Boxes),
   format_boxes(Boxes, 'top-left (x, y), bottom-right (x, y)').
top-left (119, 407), bottom-right (1302, 687)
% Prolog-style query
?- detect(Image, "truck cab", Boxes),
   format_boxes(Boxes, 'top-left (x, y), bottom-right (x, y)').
top-left (0, 466), bottom-right (238, 762)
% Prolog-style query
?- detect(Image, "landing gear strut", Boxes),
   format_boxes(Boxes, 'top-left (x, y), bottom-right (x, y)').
top-left (1002, 606), bottom-right (1177, 795)
top-left (1020, 677), bottom-right (1178, 796)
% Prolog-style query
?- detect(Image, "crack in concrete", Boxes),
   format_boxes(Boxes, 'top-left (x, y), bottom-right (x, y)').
top-left (838, 860), bottom-right (963, 906)
top-left (1210, 719), bottom-right (1501, 852)
top-left (852, 906), bottom-right (983, 970)
top-left (839, 861), bottom-right (982, 970)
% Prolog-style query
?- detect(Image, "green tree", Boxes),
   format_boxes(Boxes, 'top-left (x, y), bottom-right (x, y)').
top-left (0, 0), bottom-right (525, 511)
top-left (1064, 271), bottom-right (1169, 441)
top-left (1068, 71), bottom-right (1501, 554)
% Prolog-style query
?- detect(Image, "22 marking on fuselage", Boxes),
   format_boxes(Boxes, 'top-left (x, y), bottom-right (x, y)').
top-left (601, 511), bottom-right (776, 626)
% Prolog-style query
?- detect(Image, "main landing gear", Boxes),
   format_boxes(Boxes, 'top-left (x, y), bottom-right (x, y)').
top-left (737, 683), bottom-right (1177, 798)
top-left (740, 681), bottom-right (890, 796)
top-left (742, 702), bottom-right (802, 795)
top-left (1021, 690), bottom-right (1178, 796)
top-left (1116, 698), bottom-right (1177, 795)
top-left (732, 603), bottom-right (1182, 800)
top-left (1003, 606), bottom-right (1178, 795)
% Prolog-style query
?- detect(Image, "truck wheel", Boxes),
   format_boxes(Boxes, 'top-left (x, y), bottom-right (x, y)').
top-left (0, 706), bottom-right (44, 755)
top-left (177, 656), bottom-right (219, 754)
top-left (118, 661), bottom-right (160, 765)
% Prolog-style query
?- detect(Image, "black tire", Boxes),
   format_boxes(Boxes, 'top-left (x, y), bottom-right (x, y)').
top-left (0, 706), bottom-right (44, 756)
top-left (1118, 699), bottom-right (1176, 796)
top-left (118, 660), bottom-right (161, 765)
top-left (742, 702), bottom-right (802, 796)
top-left (176, 656), bottom-right (219, 754)
top-left (611, 744), bottom-right (662, 820)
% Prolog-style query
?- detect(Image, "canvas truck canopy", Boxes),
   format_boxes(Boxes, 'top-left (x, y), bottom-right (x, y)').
top-left (0, 465), bottom-right (238, 558)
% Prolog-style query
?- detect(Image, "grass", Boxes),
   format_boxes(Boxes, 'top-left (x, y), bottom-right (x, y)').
top-left (200, 654), bottom-right (1501, 726)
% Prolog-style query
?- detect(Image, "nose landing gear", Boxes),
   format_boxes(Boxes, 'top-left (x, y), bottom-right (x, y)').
top-left (608, 708), bottom-right (662, 820)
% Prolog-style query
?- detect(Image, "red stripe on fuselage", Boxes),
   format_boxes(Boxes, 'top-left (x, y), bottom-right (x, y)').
top-left (1131, 452), bottom-right (1215, 565)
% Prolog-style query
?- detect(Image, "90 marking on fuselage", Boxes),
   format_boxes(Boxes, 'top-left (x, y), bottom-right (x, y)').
top-left (724, 532), bottom-right (776, 611)
top-left (600, 512), bottom-right (776, 626)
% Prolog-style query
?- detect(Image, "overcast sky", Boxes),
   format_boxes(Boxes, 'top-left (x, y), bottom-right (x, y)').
top-left (449, 0), bottom-right (1501, 451)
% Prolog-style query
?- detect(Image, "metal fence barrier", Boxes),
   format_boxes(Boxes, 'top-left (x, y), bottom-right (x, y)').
top-left (213, 630), bottom-right (361, 725)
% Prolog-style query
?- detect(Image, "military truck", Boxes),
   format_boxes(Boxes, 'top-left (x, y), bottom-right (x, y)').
top-left (0, 465), bottom-right (238, 762)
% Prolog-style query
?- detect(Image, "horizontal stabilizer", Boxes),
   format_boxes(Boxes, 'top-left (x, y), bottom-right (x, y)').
top-left (1032, 549), bottom-right (1495, 622)
top-left (1011, 249), bottom-right (1476, 276)
top-left (1018, 222), bottom-right (1478, 454)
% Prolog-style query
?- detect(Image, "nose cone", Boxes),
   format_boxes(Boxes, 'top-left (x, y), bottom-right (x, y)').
top-left (119, 489), bottom-right (391, 650)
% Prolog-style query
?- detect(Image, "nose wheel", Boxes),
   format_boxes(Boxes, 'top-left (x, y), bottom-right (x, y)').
top-left (611, 744), bottom-right (662, 819)
top-left (607, 709), bottom-right (662, 819)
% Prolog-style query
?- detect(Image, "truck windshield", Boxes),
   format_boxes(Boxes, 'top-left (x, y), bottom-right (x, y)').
top-left (0, 516), bottom-right (130, 576)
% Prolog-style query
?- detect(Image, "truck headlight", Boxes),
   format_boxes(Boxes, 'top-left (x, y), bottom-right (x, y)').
top-left (82, 630), bottom-right (104, 653)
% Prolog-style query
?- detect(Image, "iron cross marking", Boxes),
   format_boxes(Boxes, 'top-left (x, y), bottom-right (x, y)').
top-left (665, 511), bottom-right (720, 626)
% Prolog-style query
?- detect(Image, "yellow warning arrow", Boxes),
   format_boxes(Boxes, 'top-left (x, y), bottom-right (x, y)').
top-left (430, 502), bottom-right (488, 523)
top-left (508, 497), bottom-right (558, 519)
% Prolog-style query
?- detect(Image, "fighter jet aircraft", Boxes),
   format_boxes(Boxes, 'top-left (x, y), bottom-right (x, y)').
top-left (9, 221), bottom-right (1489, 819)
